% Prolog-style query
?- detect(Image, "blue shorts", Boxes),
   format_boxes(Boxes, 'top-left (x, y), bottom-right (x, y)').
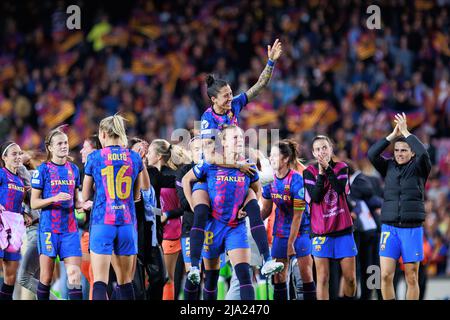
top-left (89, 224), bottom-right (137, 256)
top-left (181, 236), bottom-right (227, 268)
top-left (192, 182), bottom-right (208, 193)
top-left (379, 224), bottom-right (424, 263)
top-left (203, 219), bottom-right (249, 260)
top-left (311, 233), bottom-right (358, 259)
top-left (0, 249), bottom-right (21, 261)
top-left (38, 231), bottom-right (82, 260)
top-left (272, 231), bottom-right (312, 259)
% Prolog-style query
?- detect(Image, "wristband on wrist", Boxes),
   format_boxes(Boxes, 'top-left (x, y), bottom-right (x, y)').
top-left (267, 59), bottom-right (275, 67)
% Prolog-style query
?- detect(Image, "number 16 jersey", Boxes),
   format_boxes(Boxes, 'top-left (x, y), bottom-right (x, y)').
top-left (85, 145), bottom-right (143, 226)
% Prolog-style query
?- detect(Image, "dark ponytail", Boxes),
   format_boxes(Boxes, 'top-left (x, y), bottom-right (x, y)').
top-left (277, 139), bottom-right (303, 169)
top-left (205, 74), bottom-right (228, 99)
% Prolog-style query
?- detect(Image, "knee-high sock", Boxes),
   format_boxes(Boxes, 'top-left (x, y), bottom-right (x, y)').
top-left (303, 281), bottom-right (317, 300)
top-left (37, 282), bottom-right (50, 300)
top-left (273, 282), bottom-right (288, 300)
top-left (110, 284), bottom-right (120, 300)
top-left (189, 204), bottom-right (209, 268)
top-left (0, 283), bottom-right (14, 300)
top-left (234, 263), bottom-right (255, 300)
top-left (184, 277), bottom-right (199, 300)
top-left (93, 281), bottom-right (108, 300)
top-left (203, 269), bottom-right (219, 300)
top-left (68, 287), bottom-right (83, 300)
top-left (245, 200), bottom-right (271, 262)
top-left (118, 282), bottom-right (135, 300)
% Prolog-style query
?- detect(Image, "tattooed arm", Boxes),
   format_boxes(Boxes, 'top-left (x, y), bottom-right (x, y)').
top-left (246, 38), bottom-right (283, 101)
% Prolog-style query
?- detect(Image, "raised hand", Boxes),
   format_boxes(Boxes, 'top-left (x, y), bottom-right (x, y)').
top-left (247, 39), bottom-right (282, 101)
top-left (387, 122), bottom-right (401, 141)
top-left (268, 38), bottom-right (282, 61)
top-left (394, 112), bottom-right (410, 137)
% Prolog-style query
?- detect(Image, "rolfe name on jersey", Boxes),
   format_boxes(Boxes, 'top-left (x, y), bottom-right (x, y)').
top-left (107, 153), bottom-right (128, 161)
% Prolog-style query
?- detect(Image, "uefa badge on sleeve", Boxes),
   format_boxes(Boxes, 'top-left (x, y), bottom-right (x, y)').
top-left (201, 120), bottom-right (209, 130)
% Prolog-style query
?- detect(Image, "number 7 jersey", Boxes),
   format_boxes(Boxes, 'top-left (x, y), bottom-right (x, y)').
top-left (85, 146), bottom-right (143, 226)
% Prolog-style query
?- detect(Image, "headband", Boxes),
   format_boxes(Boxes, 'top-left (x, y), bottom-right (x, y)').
top-left (2, 142), bottom-right (17, 158)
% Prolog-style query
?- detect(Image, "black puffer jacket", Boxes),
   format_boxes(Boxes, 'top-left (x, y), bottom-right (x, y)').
top-left (367, 135), bottom-right (432, 227)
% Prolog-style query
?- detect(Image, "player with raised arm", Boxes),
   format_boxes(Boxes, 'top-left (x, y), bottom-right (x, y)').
top-left (188, 40), bottom-right (284, 283)
top-left (183, 125), bottom-right (277, 300)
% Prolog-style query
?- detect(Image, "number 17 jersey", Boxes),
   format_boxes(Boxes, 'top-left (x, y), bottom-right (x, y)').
top-left (85, 146), bottom-right (143, 226)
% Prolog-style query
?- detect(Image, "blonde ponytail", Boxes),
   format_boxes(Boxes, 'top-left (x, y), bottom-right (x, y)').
top-left (151, 139), bottom-right (191, 170)
top-left (99, 114), bottom-right (128, 147)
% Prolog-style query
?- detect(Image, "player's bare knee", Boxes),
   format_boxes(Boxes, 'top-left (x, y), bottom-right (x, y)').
top-left (381, 271), bottom-right (394, 283)
top-left (344, 275), bottom-right (356, 288)
top-left (273, 272), bottom-right (286, 284)
top-left (405, 271), bottom-right (418, 286)
top-left (40, 270), bottom-right (53, 285)
top-left (5, 274), bottom-right (17, 285)
top-left (317, 272), bottom-right (329, 285)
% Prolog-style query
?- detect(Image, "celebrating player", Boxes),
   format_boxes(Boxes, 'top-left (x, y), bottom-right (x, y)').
top-left (0, 141), bottom-right (26, 300)
top-left (368, 113), bottom-right (431, 300)
top-left (261, 139), bottom-right (316, 300)
top-left (200, 38), bottom-right (282, 134)
top-left (79, 134), bottom-right (102, 299)
top-left (82, 115), bottom-right (144, 300)
top-left (189, 39), bottom-right (283, 278)
top-left (303, 135), bottom-right (357, 300)
top-left (183, 125), bottom-right (265, 300)
top-left (146, 139), bottom-right (190, 300)
top-left (30, 127), bottom-right (83, 300)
